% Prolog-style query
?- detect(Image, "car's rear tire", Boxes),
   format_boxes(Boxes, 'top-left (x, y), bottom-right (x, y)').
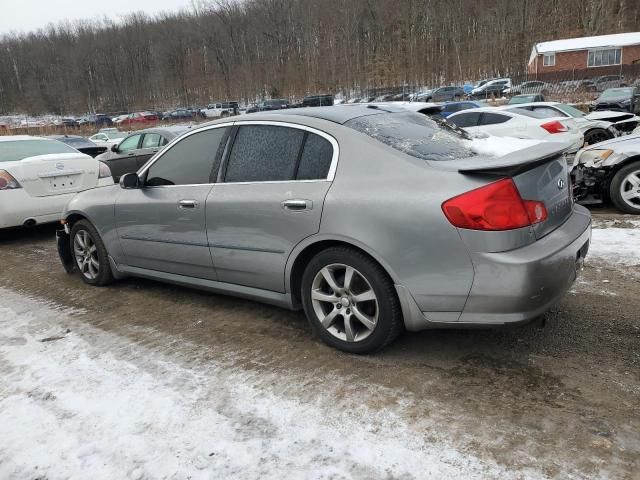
top-left (301, 247), bottom-right (403, 354)
top-left (609, 161), bottom-right (640, 214)
top-left (584, 128), bottom-right (613, 146)
top-left (70, 220), bottom-right (115, 286)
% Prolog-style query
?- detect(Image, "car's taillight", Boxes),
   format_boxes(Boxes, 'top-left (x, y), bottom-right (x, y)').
top-left (98, 161), bottom-right (112, 179)
top-left (0, 170), bottom-right (22, 190)
top-left (442, 178), bottom-right (548, 231)
top-left (540, 120), bottom-right (568, 134)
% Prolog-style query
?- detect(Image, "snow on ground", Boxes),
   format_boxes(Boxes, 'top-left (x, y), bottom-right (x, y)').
top-left (0, 288), bottom-right (527, 480)
top-left (589, 219), bottom-right (640, 267)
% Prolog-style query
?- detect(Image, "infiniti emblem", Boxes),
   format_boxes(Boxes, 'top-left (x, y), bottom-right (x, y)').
top-left (557, 178), bottom-right (565, 190)
top-left (55, 163), bottom-right (64, 170)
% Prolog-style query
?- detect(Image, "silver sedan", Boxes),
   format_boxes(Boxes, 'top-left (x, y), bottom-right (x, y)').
top-left (57, 105), bottom-right (591, 353)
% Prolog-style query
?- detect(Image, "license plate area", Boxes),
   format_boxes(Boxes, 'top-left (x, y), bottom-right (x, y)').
top-left (48, 174), bottom-right (80, 191)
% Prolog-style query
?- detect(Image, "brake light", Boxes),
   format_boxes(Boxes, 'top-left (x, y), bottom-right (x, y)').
top-left (442, 178), bottom-right (547, 231)
top-left (541, 120), bottom-right (568, 134)
top-left (0, 170), bottom-right (22, 190)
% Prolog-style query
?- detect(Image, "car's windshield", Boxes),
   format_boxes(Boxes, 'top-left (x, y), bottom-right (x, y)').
top-left (556, 104), bottom-right (586, 117)
top-left (345, 111), bottom-right (475, 162)
top-left (0, 139), bottom-right (79, 162)
top-left (599, 88), bottom-right (633, 100)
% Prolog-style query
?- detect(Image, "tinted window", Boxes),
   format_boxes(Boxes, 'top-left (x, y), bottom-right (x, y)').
top-left (531, 106), bottom-right (567, 118)
top-left (296, 133), bottom-right (333, 180)
top-left (448, 112), bottom-right (481, 128)
top-left (145, 127), bottom-right (229, 186)
top-left (346, 112), bottom-right (474, 162)
top-left (225, 125), bottom-right (305, 182)
top-left (119, 135), bottom-right (141, 152)
top-left (479, 113), bottom-right (511, 125)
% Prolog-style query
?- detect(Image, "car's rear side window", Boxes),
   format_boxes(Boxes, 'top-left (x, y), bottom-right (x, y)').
top-left (346, 111), bottom-right (474, 162)
top-left (225, 125), bottom-right (305, 182)
top-left (296, 133), bottom-right (333, 180)
top-left (478, 113), bottom-right (511, 125)
top-left (448, 111), bottom-right (481, 128)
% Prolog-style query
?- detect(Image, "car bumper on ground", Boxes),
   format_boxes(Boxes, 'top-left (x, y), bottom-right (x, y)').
top-left (397, 205), bottom-right (592, 330)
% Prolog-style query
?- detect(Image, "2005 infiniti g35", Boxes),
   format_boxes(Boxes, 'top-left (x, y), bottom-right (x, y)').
top-left (57, 105), bottom-right (591, 353)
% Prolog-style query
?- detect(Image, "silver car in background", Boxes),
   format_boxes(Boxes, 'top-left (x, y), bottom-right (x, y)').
top-left (57, 105), bottom-right (591, 353)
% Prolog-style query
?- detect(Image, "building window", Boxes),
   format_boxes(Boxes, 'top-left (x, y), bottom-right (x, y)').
top-left (588, 48), bottom-right (622, 67)
top-left (543, 53), bottom-right (555, 67)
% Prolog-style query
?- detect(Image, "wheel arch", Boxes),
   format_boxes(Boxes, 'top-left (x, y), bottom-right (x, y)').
top-left (286, 235), bottom-right (401, 307)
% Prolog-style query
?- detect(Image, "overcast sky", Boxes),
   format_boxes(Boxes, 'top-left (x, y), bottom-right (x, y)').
top-left (0, 0), bottom-right (193, 35)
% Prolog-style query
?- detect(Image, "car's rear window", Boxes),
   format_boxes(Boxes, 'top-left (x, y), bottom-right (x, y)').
top-left (345, 111), bottom-right (474, 162)
top-left (0, 140), bottom-right (79, 163)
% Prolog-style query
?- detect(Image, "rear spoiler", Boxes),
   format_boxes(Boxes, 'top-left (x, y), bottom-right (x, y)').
top-left (428, 142), bottom-right (571, 177)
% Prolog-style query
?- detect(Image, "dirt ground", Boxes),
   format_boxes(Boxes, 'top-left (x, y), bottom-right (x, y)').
top-left (1, 208), bottom-right (639, 479)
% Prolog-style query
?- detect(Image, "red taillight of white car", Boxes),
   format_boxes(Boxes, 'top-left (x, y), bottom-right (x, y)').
top-left (540, 120), bottom-right (569, 134)
top-left (442, 178), bottom-right (548, 231)
top-left (0, 170), bottom-right (22, 190)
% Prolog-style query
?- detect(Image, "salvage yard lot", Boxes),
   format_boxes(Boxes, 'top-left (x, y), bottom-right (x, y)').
top-left (1, 210), bottom-right (639, 479)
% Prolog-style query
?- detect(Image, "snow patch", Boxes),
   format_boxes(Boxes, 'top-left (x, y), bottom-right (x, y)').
top-left (0, 288), bottom-right (526, 480)
top-left (589, 227), bottom-right (640, 267)
top-left (464, 136), bottom-right (542, 157)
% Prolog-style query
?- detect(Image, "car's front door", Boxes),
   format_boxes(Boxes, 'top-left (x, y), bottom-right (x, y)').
top-left (107, 133), bottom-right (143, 181)
top-left (206, 122), bottom-right (337, 292)
top-left (115, 126), bottom-right (231, 280)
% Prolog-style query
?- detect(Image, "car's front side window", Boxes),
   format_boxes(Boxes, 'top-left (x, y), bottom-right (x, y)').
top-left (118, 135), bottom-right (142, 152)
top-left (145, 127), bottom-right (229, 186)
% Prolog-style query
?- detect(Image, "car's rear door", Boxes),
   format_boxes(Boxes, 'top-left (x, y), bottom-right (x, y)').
top-left (135, 133), bottom-right (167, 169)
top-left (115, 126), bottom-right (231, 280)
top-left (206, 122), bottom-right (338, 292)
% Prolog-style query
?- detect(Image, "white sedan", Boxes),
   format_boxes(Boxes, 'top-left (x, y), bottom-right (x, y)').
top-left (447, 107), bottom-right (584, 153)
top-left (0, 136), bottom-right (113, 229)
top-left (88, 129), bottom-right (128, 149)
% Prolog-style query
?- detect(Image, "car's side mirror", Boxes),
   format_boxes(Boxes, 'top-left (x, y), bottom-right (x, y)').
top-left (119, 173), bottom-right (140, 189)
top-left (111, 144), bottom-right (119, 153)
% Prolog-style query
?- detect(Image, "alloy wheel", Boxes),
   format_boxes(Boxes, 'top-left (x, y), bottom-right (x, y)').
top-left (73, 230), bottom-right (100, 280)
top-left (620, 169), bottom-right (640, 210)
top-left (310, 263), bottom-right (379, 343)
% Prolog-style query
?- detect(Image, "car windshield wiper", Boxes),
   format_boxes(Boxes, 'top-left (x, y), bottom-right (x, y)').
top-left (432, 116), bottom-right (472, 140)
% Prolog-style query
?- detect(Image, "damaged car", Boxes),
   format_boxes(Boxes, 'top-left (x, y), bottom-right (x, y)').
top-left (572, 133), bottom-right (640, 214)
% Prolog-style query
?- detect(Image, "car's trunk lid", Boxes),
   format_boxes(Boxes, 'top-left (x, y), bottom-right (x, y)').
top-left (6, 153), bottom-right (99, 197)
top-left (429, 141), bottom-right (573, 239)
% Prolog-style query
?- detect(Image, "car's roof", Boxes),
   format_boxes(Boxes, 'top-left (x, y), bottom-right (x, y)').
top-left (501, 101), bottom-right (561, 108)
top-left (128, 125), bottom-right (193, 137)
top-left (0, 135), bottom-right (51, 142)
top-left (254, 104), bottom-right (412, 124)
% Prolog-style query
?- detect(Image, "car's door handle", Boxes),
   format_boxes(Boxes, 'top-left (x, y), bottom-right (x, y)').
top-left (127, 152), bottom-right (135, 156)
top-left (178, 199), bottom-right (198, 209)
top-left (281, 199), bottom-right (312, 211)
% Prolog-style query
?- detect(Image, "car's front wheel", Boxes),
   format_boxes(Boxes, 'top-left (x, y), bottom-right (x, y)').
top-left (70, 220), bottom-right (114, 286)
top-left (610, 161), bottom-right (640, 214)
top-left (584, 128), bottom-right (613, 146)
top-left (301, 247), bottom-right (403, 354)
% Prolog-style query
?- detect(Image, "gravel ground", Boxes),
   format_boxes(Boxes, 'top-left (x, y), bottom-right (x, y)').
top-left (0, 211), bottom-right (639, 479)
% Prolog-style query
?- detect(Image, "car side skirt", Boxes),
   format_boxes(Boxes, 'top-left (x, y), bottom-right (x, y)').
top-left (112, 261), bottom-right (297, 310)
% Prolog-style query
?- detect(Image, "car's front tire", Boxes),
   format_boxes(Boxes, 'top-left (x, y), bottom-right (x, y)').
top-left (301, 247), bottom-right (403, 354)
top-left (584, 128), bottom-right (613, 146)
top-left (609, 161), bottom-right (640, 214)
top-left (70, 220), bottom-right (114, 286)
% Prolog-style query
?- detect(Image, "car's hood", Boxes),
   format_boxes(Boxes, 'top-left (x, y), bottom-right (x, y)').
top-left (585, 111), bottom-right (639, 124)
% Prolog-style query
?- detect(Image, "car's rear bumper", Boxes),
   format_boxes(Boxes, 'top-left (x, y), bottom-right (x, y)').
top-left (0, 189), bottom-right (74, 229)
top-left (398, 205), bottom-right (591, 330)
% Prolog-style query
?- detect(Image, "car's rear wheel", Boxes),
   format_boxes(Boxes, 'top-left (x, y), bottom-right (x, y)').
top-left (610, 161), bottom-right (640, 214)
top-left (301, 247), bottom-right (403, 354)
top-left (584, 128), bottom-right (613, 146)
top-left (70, 220), bottom-right (114, 286)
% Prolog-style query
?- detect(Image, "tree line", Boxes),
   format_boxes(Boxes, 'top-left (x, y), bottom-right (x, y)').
top-left (0, 0), bottom-right (637, 115)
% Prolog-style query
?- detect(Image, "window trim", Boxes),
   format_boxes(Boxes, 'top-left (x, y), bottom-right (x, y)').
top-left (542, 52), bottom-right (555, 67)
top-left (137, 120), bottom-right (339, 187)
top-left (587, 47), bottom-right (622, 68)
top-left (219, 120), bottom-right (339, 185)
